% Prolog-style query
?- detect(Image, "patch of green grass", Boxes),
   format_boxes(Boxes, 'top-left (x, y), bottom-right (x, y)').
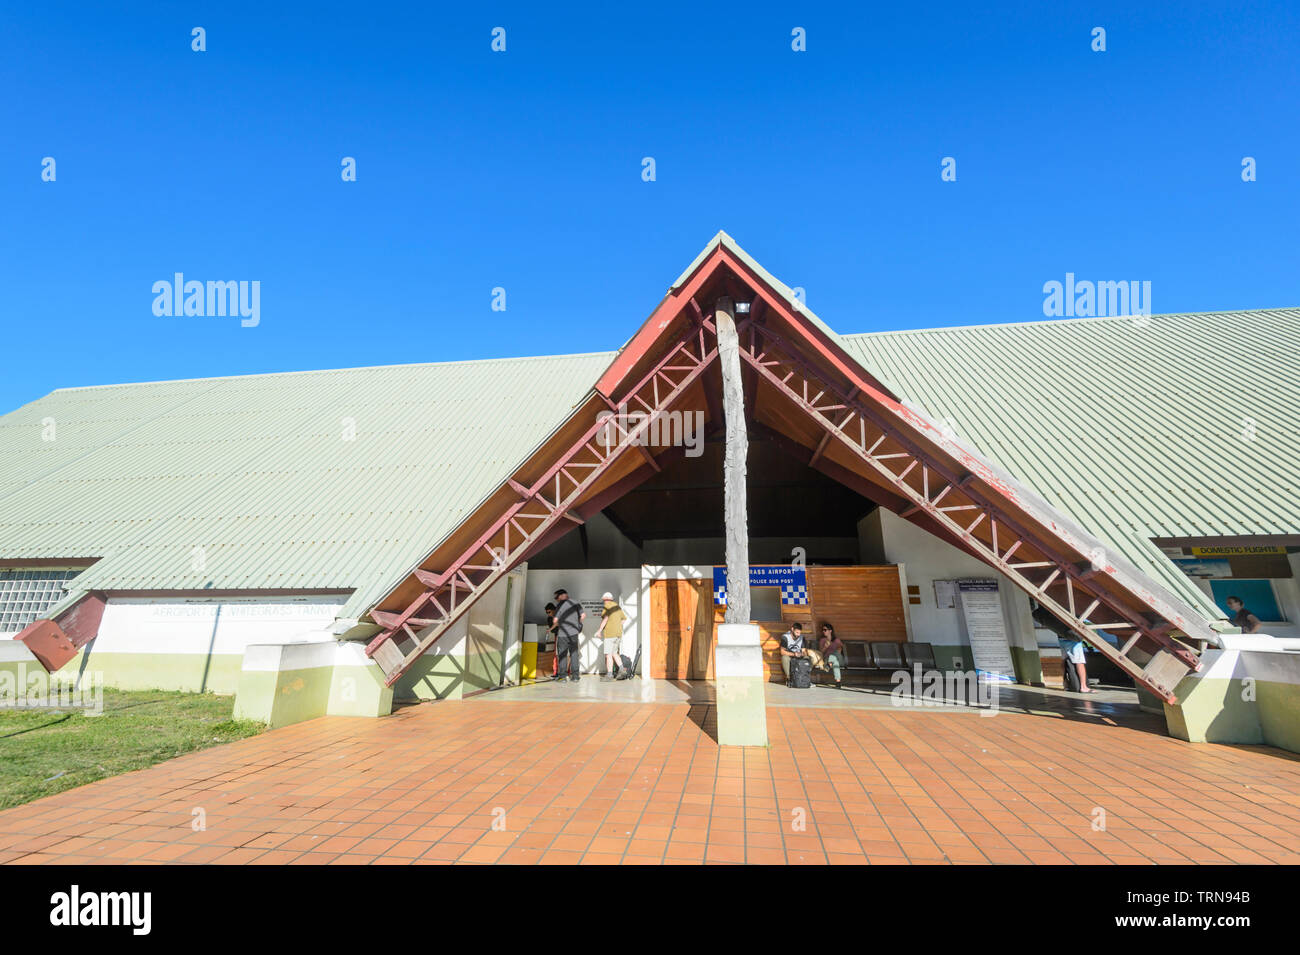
top-left (0, 689), bottom-right (264, 809)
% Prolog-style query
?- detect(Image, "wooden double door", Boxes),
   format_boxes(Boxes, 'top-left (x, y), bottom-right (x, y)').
top-left (649, 578), bottom-right (716, 680)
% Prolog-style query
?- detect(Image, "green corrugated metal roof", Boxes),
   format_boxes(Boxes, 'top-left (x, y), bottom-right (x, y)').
top-left (0, 353), bottom-right (613, 620)
top-left (1, 230), bottom-right (1295, 629)
top-left (839, 308), bottom-right (1300, 618)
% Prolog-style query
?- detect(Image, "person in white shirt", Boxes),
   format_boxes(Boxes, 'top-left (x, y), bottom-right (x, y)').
top-left (778, 622), bottom-right (808, 683)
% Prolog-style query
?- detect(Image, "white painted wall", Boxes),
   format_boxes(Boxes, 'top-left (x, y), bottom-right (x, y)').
top-left (92, 595), bottom-right (346, 657)
top-left (523, 568), bottom-right (641, 672)
top-left (458, 566), bottom-right (528, 689)
top-left (1275, 553), bottom-right (1300, 637)
top-left (500, 567), bottom-right (527, 685)
top-left (861, 509), bottom-right (1037, 660)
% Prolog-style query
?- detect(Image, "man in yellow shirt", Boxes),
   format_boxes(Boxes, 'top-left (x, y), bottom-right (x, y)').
top-left (597, 592), bottom-right (627, 681)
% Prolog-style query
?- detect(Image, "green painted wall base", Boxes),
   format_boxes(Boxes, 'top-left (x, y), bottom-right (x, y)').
top-left (1255, 679), bottom-right (1300, 753)
top-left (927, 645), bottom-right (975, 672)
top-left (65, 650), bottom-right (244, 695)
top-left (1134, 685), bottom-right (1165, 715)
top-left (232, 641), bottom-right (392, 729)
top-left (393, 652), bottom-right (466, 701)
top-left (233, 666), bottom-right (329, 728)
top-left (0, 642), bottom-right (45, 701)
top-left (464, 647), bottom-right (505, 696)
top-left (1164, 646), bottom-right (1300, 754)
top-left (1165, 677), bottom-right (1263, 745)
top-left (1009, 645), bottom-right (1043, 685)
top-left (328, 660), bottom-right (394, 718)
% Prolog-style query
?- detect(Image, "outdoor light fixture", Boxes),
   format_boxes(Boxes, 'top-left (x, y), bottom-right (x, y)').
top-left (734, 301), bottom-right (751, 314)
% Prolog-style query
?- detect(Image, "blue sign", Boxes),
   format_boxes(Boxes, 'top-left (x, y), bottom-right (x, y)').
top-left (713, 565), bottom-right (808, 606)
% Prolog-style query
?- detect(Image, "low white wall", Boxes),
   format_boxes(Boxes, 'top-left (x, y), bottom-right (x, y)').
top-left (1166, 638), bottom-right (1300, 752)
top-left (74, 594), bottom-right (347, 692)
top-left (93, 595), bottom-right (346, 655)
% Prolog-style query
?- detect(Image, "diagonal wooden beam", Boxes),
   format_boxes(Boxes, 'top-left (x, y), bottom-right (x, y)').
top-left (365, 331), bottom-right (721, 684)
top-left (740, 340), bottom-right (1200, 701)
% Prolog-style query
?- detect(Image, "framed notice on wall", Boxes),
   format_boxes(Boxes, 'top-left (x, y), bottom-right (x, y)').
top-left (956, 579), bottom-right (1016, 683)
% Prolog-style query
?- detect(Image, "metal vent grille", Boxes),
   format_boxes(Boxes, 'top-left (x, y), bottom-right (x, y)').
top-left (0, 569), bottom-right (80, 633)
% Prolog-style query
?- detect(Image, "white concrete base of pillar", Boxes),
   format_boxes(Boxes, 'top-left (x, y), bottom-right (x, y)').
top-left (715, 623), bottom-right (769, 746)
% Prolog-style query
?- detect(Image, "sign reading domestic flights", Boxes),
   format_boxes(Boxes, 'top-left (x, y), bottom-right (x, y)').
top-left (713, 565), bottom-right (808, 606)
top-left (1190, 545), bottom-right (1286, 557)
top-left (956, 579), bottom-right (1016, 684)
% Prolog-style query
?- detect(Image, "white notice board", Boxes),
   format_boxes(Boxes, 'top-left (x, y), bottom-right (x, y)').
top-left (956, 579), bottom-right (1016, 683)
top-left (933, 579), bottom-right (957, 609)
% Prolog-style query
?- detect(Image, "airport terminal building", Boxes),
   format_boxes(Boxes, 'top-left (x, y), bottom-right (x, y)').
top-left (2, 235), bottom-right (1298, 747)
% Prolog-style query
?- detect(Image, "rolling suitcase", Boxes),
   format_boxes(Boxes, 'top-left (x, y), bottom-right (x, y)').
top-left (789, 656), bottom-right (812, 688)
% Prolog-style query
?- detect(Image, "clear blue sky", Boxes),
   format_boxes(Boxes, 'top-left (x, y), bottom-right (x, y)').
top-left (2, 1), bottom-right (1296, 411)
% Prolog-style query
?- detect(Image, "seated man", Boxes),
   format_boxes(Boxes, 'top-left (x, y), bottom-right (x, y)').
top-left (778, 622), bottom-right (814, 683)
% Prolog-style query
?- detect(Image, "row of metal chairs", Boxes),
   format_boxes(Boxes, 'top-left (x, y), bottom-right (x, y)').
top-left (839, 640), bottom-right (936, 674)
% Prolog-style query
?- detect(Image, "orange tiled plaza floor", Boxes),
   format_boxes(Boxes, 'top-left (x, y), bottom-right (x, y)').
top-left (2, 693), bottom-right (1298, 865)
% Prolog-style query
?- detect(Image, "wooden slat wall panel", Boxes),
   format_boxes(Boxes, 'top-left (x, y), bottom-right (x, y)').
top-left (657, 567), bottom-right (909, 683)
top-left (1040, 654), bottom-right (1066, 687)
top-left (766, 567), bottom-right (907, 682)
top-left (758, 621), bottom-right (793, 681)
top-left (804, 566), bottom-right (908, 643)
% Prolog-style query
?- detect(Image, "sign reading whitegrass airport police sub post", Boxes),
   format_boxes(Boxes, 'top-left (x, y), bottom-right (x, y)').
top-left (713, 566), bottom-right (808, 606)
top-left (956, 579), bottom-right (1016, 683)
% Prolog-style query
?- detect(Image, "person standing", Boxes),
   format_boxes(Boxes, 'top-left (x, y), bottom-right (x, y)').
top-left (1032, 604), bottom-right (1093, 694)
top-left (552, 588), bottom-right (586, 683)
top-left (818, 622), bottom-right (845, 689)
top-left (1225, 596), bottom-right (1262, 634)
top-left (544, 602), bottom-right (558, 678)
top-left (596, 592), bottom-right (627, 681)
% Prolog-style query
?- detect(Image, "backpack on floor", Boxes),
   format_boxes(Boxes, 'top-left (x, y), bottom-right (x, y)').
top-left (616, 643), bottom-right (641, 680)
top-left (1061, 657), bottom-right (1080, 692)
top-left (790, 656), bottom-right (812, 688)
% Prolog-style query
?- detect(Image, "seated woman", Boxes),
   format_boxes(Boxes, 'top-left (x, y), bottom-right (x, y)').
top-left (818, 621), bottom-right (845, 689)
